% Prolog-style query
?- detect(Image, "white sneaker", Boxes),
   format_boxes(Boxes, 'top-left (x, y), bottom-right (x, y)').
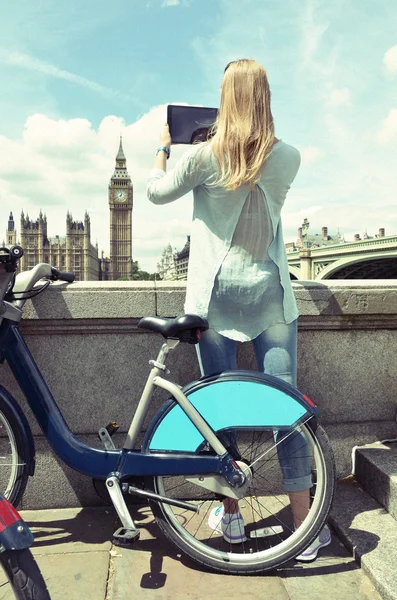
top-left (295, 525), bottom-right (331, 562)
top-left (208, 506), bottom-right (247, 544)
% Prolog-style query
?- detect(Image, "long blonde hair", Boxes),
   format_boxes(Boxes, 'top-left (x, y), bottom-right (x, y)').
top-left (210, 59), bottom-right (275, 191)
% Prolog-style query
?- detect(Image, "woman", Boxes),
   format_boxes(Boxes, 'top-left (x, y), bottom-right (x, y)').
top-left (147, 59), bottom-right (331, 562)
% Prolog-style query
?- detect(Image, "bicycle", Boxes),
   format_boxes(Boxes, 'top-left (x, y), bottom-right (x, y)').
top-left (0, 492), bottom-right (50, 599)
top-left (0, 245), bottom-right (335, 574)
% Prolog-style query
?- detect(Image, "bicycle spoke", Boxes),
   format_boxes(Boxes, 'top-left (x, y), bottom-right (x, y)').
top-left (152, 416), bottom-right (334, 574)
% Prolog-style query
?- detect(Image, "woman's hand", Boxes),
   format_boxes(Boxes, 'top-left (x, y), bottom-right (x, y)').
top-left (160, 123), bottom-right (172, 148)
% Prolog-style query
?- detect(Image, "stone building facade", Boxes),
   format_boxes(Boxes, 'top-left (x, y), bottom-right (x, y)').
top-left (4, 138), bottom-right (136, 282)
top-left (157, 244), bottom-right (177, 280)
top-left (7, 209), bottom-right (100, 281)
top-left (175, 236), bottom-right (190, 279)
top-left (295, 218), bottom-right (345, 250)
top-left (157, 236), bottom-right (191, 281)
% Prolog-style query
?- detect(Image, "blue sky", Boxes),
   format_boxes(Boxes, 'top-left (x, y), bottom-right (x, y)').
top-left (0, 0), bottom-right (397, 270)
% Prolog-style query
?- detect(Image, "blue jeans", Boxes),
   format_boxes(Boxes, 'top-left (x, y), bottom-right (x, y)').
top-left (196, 321), bottom-right (312, 492)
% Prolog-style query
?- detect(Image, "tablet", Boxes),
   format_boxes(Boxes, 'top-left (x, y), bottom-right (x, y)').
top-left (167, 105), bottom-right (218, 144)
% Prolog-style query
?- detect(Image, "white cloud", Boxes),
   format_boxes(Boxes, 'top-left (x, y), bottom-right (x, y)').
top-left (0, 108), bottom-right (193, 272)
top-left (0, 49), bottom-right (132, 102)
top-left (301, 0), bottom-right (329, 68)
top-left (299, 146), bottom-right (324, 164)
top-left (326, 88), bottom-right (352, 108)
top-left (377, 108), bottom-right (397, 144)
top-left (156, 0), bottom-right (191, 6)
top-left (383, 45), bottom-right (397, 75)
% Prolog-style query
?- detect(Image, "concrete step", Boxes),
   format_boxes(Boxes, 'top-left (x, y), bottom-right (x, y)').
top-left (330, 477), bottom-right (397, 600)
top-left (353, 441), bottom-right (397, 521)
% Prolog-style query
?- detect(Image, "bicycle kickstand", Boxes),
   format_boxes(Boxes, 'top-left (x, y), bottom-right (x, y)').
top-left (106, 474), bottom-right (140, 547)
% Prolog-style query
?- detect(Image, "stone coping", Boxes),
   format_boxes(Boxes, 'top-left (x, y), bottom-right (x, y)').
top-left (19, 280), bottom-right (397, 321)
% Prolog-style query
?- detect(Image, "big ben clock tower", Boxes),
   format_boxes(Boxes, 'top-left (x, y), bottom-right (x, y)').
top-left (109, 137), bottom-right (133, 279)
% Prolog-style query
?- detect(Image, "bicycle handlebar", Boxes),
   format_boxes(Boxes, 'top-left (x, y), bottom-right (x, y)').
top-left (50, 268), bottom-right (76, 283)
top-left (0, 245), bottom-right (24, 269)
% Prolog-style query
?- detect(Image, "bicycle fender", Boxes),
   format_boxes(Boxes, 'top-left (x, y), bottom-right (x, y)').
top-left (0, 496), bottom-right (34, 550)
top-left (142, 370), bottom-right (319, 453)
top-left (0, 385), bottom-right (35, 476)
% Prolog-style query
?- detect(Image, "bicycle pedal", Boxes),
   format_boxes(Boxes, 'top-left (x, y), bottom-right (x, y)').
top-left (98, 423), bottom-right (119, 450)
top-left (105, 422), bottom-right (120, 436)
top-left (112, 526), bottom-right (140, 547)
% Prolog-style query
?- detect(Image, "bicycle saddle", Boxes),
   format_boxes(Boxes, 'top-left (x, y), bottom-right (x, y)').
top-left (137, 314), bottom-right (209, 343)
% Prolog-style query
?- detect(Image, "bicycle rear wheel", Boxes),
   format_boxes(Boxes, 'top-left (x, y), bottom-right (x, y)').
top-left (149, 418), bottom-right (335, 574)
top-left (0, 549), bottom-right (50, 599)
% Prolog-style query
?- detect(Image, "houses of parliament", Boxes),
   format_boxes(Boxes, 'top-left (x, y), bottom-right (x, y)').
top-left (3, 139), bottom-right (133, 281)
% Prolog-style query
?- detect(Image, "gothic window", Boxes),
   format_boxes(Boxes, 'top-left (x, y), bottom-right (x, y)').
top-left (8, 236), bottom-right (12, 244)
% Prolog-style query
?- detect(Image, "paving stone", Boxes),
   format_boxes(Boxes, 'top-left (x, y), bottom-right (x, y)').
top-left (0, 551), bottom-right (109, 600)
top-left (330, 477), bottom-right (397, 600)
top-left (279, 537), bottom-right (382, 600)
top-left (0, 503), bottom-right (384, 600)
top-left (37, 552), bottom-right (109, 600)
top-left (19, 506), bottom-right (116, 555)
top-left (107, 537), bottom-right (289, 600)
top-left (107, 505), bottom-right (382, 600)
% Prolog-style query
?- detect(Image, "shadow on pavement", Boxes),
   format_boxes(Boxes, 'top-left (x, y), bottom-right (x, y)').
top-left (24, 506), bottom-right (118, 547)
top-left (24, 501), bottom-right (367, 590)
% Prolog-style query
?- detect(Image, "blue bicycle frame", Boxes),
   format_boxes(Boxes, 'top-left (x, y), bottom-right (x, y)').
top-left (0, 315), bottom-right (317, 485)
top-left (0, 319), bottom-right (224, 480)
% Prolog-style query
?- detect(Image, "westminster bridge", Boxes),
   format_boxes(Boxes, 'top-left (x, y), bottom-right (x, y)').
top-left (287, 233), bottom-right (397, 280)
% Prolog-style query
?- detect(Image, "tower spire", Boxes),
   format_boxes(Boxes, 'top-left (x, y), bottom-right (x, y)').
top-left (112, 136), bottom-right (130, 181)
top-left (7, 211), bottom-right (17, 246)
top-left (7, 212), bottom-right (15, 231)
top-left (116, 136), bottom-right (126, 161)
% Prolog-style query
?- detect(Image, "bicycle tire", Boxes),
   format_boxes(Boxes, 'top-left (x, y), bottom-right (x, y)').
top-left (0, 398), bottom-right (30, 507)
top-left (0, 549), bottom-right (50, 599)
top-left (148, 419), bottom-right (335, 574)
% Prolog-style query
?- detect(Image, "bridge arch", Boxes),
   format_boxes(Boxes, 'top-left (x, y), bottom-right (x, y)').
top-left (317, 256), bottom-right (397, 279)
top-left (289, 266), bottom-right (300, 280)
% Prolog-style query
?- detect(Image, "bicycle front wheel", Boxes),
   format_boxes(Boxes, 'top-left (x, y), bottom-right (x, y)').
top-left (0, 399), bottom-right (30, 507)
top-left (148, 419), bottom-right (335, 574)
top-left (0, 549), bottom-right (50, 599)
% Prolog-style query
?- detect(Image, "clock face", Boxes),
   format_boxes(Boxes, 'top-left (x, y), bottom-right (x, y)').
top-left (115, 189), bottom-right (127, 202)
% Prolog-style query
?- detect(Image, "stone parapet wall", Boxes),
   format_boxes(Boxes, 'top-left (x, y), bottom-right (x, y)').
top-left (1, 280), bottom-right (397, 508)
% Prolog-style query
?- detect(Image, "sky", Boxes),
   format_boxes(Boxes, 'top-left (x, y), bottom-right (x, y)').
top-left (0, 0), bottom-right (397, 271)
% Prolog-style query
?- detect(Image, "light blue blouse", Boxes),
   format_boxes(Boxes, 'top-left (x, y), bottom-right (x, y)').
top-left (147, 140), bottom-right (301, 338)
top-left (206, 185), bottom-right (286, 341)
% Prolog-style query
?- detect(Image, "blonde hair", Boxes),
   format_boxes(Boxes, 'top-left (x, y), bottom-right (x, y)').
top-left (209, 59), bottom-right (275, 191)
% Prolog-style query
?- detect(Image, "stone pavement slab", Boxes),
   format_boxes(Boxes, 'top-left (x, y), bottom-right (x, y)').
top-left (329, 477), bottom-right (397, 600)
top-left (107, 505), bottom-right (383, 600)
top-left (279, 555), bottom-right (381, 600)
top-left (0, 505), bottom-right (383, 600)
top-left (20, 506), bottom-right (115, 554)
top-left (0, 507), bottom-right (116, 600)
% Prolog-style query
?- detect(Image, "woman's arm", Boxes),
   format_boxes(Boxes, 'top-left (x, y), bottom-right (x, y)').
top-left (147, 124), bottom-right (205, 205)
top-left (152, 124), bottom-right (171, 171)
